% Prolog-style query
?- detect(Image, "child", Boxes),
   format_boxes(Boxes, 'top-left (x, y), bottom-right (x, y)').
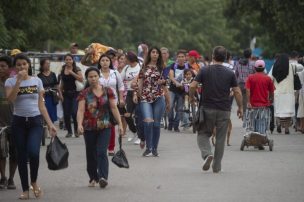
top-left (178, 69), bottom-right (195, 128)
top-left (181, 69), bottom-right (195, 111)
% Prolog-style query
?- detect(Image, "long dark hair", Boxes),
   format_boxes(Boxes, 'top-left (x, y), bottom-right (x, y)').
top-left (61, 53), bottom-right (77, 75)
top-left (272, 53), bottom-right (289, 83)
top-left (97, 54), bottom-right (114, 70)
top-left (143, 47), bottom-right (164, 73)
top-left (39, 58), bottom-right (50, 73)
top-left (13, 53), bottom-right (32, 76)
top-left (84, 67), bottom-right (100, 88)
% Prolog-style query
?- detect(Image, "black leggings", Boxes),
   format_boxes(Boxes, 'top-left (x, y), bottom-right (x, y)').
top-left (125, 91), bottom-right (137, 133)
top-left (62, 91), bottom-right (78, 134)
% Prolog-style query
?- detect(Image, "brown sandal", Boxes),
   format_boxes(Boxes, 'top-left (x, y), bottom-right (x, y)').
top-left (19, 191), bottom-right (29, 200)
top-left (30, 185), bottom-right (42, 198)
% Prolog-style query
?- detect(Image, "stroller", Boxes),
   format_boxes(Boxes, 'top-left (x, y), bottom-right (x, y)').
top-left (240, 107), bottom-right (274, 151)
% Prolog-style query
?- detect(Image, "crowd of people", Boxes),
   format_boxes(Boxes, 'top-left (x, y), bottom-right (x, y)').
top-left (0, 43), bottom-right (304, 200)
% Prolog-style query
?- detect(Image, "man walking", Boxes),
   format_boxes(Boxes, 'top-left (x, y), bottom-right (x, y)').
top-left (235, 48), bottom-right (255, 113)
top-left (190, 46), bottom-right (243, 173)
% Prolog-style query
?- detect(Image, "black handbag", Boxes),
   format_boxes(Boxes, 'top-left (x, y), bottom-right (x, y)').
top-left (51, 89), bottom-right (59, 105)
top-left (193, 105), bottom-right (204, 132)
top-left (46, 136), bottom-right (69, 170)
top-left (293, 65), bottom-right (302, 90)
top-left (112, 136), bottom-right (129, 168)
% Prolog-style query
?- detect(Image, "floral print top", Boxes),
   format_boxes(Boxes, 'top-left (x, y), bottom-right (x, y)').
top-left (139, 65), bottom-right (163, 103)
top-left (77, 86), bottom-right (115, 131)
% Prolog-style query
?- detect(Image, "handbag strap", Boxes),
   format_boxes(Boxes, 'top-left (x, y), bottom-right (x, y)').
top-left (113, 71), bottom-right (120, 104)
top-left (118, 135), bottom-right (122, 150)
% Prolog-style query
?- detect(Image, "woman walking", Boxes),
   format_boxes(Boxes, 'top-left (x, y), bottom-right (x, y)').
top-left (120, 51), bottom-right (141, 144)
top-left (5, 54), bottom-right (57, 199)
top-left (37, 58), bottom-right (58, 123)
top-left (269, 54), bottom-right (295, 134)
top-left (98, 54), bottom-right (125, 155)
top-left (58, 54), bottom-right (84, 137)
top-left (137, 47), bottom-right (170, 157)
top-left (77, 67), bottom-right (123, 188)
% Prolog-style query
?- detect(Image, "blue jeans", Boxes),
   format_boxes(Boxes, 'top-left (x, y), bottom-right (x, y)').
top-left (12, 115), bottom-right (43, 192)
top-left (168, 91), bottom-right (184, 129)
top-left (140, 96), bottom-right (165, 151)
top-left (63, 91), bottom-right (78, 134)
top-left (83, 128), bottom-right (111, 181)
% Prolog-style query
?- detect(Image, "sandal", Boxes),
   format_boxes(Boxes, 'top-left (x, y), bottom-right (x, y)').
top-left (19, 191), bottom-right (29, 200)
top-left (30, 184), bottom-right (42, 198)
top-left (88, 180), bottom-right (96, 187)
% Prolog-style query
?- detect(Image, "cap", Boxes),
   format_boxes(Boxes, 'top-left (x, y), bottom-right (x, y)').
top-left (10, 49), bottom-right (21, 56)
top-left (255, 60), bottom-right (265, 68)
top-left (188, 50), bottom-right (200, 59)
top-left (70, 43), bottom-right (79, 48)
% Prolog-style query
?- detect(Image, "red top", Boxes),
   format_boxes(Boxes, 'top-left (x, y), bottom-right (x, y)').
top-left (245, 73), bottom-right (275, 107)
top-left (77, 87), bottom-right (115, 131)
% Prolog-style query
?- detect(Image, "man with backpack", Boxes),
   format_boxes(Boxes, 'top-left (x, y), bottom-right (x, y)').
top-left (235, 48), bottom-right (255, 114)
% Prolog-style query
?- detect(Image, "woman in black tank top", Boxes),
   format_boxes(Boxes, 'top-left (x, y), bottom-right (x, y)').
top-left (58, 54), bottom-right (83, 137)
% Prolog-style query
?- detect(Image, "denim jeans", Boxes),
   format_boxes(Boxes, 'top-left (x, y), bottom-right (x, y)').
top-left (84, 128), bottom-right (111, 181)
top-left (12, 115), bottom-right (43, 192)
top-left (62, 91), bottom-right (78, 134)
top-left (140, 96), bottom-right (165, 151)
top-left (168, 91), bottom-right (184, 129)
top-left (197, 108), bottom-right (231, 172)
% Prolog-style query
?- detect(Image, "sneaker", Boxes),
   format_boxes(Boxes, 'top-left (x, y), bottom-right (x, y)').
top-left (202, 155), bottom-right (213, 171)
top-left (0, 177), bottom-right (8, 189)
top-left (174, 128), bottom-right (180, 132)
top-left (152, 150), bottom-right (159, 157)
top-left (74, 133), bottom-right (80, 138)
top-left (7, 178), bottom-right (16, 189)
top-left (65, 133), bottom-right (73, 138)
top-left (142, 149), bottom-right (153, 157)
top-left (127, 134), bottom-right (136, 142)
top-left (99, 178), bottom-right (108, 188)
top-left (133, 138), bottom-right (140, 145)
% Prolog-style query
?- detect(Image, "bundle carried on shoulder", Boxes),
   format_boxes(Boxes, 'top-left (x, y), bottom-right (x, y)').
top-left (86, 43), bottom-right (112, 65)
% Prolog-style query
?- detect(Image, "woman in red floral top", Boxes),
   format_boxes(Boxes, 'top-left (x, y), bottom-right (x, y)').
top-left (136, 47), bottom-right (170, 157)
top-left (77, 67), bottom-right (123, 188)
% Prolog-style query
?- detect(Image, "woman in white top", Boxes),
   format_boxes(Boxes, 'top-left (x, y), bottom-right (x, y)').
top-left (98, 54), bottom-right (125, 155)
top-left (5, 54), bottom-right (57, 199)
top-left (120, 51), bottom-right (141, 144)
top-left (268, 54), bottom-right (295, 134)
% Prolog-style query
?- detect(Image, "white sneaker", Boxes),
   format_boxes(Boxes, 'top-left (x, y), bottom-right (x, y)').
top-left (128, 134), bottom-right (136, 142)
top-left (133, 138), bottom-right (140, 145)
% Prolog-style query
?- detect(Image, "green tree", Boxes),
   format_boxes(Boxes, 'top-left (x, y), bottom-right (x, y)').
top-left (224, 0), bottom-right (304, 56)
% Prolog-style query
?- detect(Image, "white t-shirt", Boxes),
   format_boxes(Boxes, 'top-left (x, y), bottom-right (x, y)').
top-left (120, 64), bottom-right (141, 91)
top-left (99, 69), bottom-right (124, 104)
top-left (5, 76), bottom-right (44, 117)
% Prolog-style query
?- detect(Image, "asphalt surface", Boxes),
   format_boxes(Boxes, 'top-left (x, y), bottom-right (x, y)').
top-left (1, 107), bottom-right (304, 202)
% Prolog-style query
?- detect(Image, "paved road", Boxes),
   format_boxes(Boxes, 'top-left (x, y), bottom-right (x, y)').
top-left (1, 108), bottom-right (304, 202)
